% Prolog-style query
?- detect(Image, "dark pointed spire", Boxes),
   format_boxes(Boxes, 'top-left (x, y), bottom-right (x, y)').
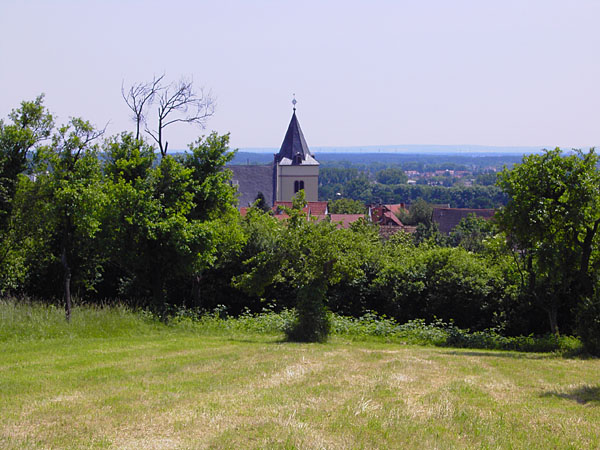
top-left (275, 109), bottom-right (314, 165)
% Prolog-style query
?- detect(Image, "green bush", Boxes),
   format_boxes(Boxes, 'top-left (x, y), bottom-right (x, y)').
top-left (285, 283), bottom-right (331, 343)
top-left (577, 297), bottom-right (600, 356)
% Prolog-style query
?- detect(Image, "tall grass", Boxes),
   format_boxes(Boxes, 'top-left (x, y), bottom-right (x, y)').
top-left (0, 299), bottom-right (584, 354)
top-left (0, 298), bottom-right (160, 342)
top-left (166, 305), bottom-right (583, 354)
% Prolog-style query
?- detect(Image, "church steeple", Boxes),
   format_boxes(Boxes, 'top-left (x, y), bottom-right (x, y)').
top-left (275, 109), bottom-right (315, 165)
top-left (273, 99), bottom-right (319, 203)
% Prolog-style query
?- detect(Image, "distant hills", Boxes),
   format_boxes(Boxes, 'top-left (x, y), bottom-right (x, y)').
top-left (235, 144), bottom-right (552, 155)
top-left (225, 144), bottom-right (593, 167)
top-left (228, 150), bottom-right (535, 168)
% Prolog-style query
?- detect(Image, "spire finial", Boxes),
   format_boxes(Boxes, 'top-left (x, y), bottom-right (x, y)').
top-left (292, 93), bottom-right (297, 111)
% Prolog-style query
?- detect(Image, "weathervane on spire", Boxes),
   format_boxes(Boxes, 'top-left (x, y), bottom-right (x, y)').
top-left (292, 93), bottom-right (297, 111)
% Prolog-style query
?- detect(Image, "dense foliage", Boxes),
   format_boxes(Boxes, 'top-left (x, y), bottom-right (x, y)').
top-left (1, 97), bottom-right (599, 350)
top-left (320, 178), bottom-right (506, 208)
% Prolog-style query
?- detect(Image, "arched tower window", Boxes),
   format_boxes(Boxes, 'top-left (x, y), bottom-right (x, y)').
top-left (294, 180), bottom-right (304, 193)
top-left (293, 154), bottom-right (302, 164)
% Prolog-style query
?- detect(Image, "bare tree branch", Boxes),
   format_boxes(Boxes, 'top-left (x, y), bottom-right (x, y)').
top-left (121, 74), bottom-right (164, 140)
top-left (146, 77), bottom-right (215, 156)
top-left (123, 74), bottom-right (215, 157)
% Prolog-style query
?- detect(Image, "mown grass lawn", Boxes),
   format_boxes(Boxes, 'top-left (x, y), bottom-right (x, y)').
top-left (1, 305), bottom-right (599, 449)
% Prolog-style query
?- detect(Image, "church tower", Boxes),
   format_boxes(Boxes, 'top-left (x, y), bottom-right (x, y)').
top-left (273, 103), bottom-right (319, 203)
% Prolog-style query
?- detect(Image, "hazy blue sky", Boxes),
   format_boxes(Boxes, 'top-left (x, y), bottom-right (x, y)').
top-left (1, 0), bottom-right (598, 150)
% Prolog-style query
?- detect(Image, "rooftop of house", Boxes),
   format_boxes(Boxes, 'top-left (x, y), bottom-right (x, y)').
top-left (273, 201), bottom-right (328, 216)
top-left (229, 164), bottom-right (274, 208)
top-left (369, 204), bottom-right (405, 227)
top-left (381, 210), bottom-right (403, 226)
top-left (432, 207), bottom-right (495, 234)
top-left (329, 214), bottom-right (366, 229)
top-left (383, 204), bottom-right (407, 216)
top-left (239, 206), bottom-right (415, 235)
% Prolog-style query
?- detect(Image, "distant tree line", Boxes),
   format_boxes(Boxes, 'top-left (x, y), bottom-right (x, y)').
top-left (320, 167), bottom-right (506, 208)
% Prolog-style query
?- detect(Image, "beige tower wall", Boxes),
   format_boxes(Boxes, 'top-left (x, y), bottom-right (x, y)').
top-left (276, 164), bottom-right (319, 202)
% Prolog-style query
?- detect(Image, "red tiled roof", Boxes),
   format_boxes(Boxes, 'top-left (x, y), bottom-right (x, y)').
top-left (382, 211), bottom-right (403, 226)
top-left (432, 208), bottom-right (495, 234)
top-left (272, 201), bottom-right (328, 216)
top-left (308, 201), bottom-right (328, 215)
top-left (329, 214), bottom-right (366, 229)
top-left (383, 204), bottom-right (407, 216)
top-left (369, 204), bottom-right (405, 227)
top-left (311, 214), bottom-right (328, 222)
top-left (273, 201), bottom-right (294, 209)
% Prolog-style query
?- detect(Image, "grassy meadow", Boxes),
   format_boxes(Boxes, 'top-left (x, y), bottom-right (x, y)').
top-left (1, 300), bottom-right (599, 449)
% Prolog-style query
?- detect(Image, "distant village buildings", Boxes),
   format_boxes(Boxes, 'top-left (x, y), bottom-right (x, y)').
top-left (231, 105), bottom-right (495, 234)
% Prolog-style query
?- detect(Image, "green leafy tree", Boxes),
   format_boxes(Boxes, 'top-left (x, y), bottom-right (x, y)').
top-left (376, 167), bottom-right (408, 185)
top-left (103, 132), bottom-right (155, 183)
top-left (182, 132), bottom-right (237, 220)
top-left (234, 191), bottom-right (357, 342)
top-left (28, 118), bottom-right (106, 320)
top-left (328, 198), bottom-right (366, 214)
top-left (0, 95), bottom-right (53, 228)
top-left (104, 155), bottom-right (209, 306)
top-left (0, 97), bottom-right (52, 292)
top-left (343, 175), bottom-right (372, 202)
top-left (496, 148), bottom-right (600, 335)
top-left (253, 192), bottom-right (270, 213)
top-left (475, 172), bottom-right (497, 186)
top-left (397, 198), bottom-right (433, 227)
top-left (449, 213), bottom-right (496, 252)
top-left (102, 132), bottom-right (241, 309)
top-left (373, 245), bottom-right (513, 330)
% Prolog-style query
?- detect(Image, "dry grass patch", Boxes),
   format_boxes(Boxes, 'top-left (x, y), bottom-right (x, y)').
top-left (1, 334), bottom-right (599, 449)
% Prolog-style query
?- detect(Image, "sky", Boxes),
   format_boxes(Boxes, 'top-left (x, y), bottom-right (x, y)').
top-left (1, 0), bottom-right (599, 151)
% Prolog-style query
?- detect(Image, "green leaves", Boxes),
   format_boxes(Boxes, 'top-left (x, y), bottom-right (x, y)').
top-left (496, 148), bottom-right (600, 334)
top-left (183, 132), bottom-right (237, 221)
top-left (0, 95), bottom-right (53, 228)
top-left (328, 197), bottom-right (366, 214)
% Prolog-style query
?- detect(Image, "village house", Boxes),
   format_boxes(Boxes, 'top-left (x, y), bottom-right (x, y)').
top-left (432, 207), bottom-right (495, 234)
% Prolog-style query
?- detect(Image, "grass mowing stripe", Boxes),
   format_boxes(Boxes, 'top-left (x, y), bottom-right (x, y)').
top-left (2, 334), bottom-right (599, 449)
top-left (1, 302), bottom-right (599, 449)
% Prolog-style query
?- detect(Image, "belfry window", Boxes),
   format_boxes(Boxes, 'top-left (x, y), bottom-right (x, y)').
top-left (294, 180), bottom-right (304, 193)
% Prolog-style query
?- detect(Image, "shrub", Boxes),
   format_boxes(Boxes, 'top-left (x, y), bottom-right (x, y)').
top-left (577, 297), bottom-right (600, 356)
top-left (285, 282), bottom-right (330, 343)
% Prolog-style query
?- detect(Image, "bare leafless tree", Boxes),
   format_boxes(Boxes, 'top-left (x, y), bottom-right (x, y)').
top-left (144, 78), bottom-right (215, 156)
top-left (122, 75), bottom-right (215, 156)
top-left (121, 74), bottom-right (164, 140)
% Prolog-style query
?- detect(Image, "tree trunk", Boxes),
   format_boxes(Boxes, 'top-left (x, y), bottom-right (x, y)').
top-left (579, 219), bottom-right (600, 297)
top-left (547, 306), bottom-right (559, 336)
top-left (192, 274), bottom-right (203, 308)
top-left (158, 116), bottom-right (164, 156)
top-left (151, 272), bottom-right (165, 309)
top-left (61, 246), bottom-right (72, 322)
top-left (135, 119), bottom-right (140, 141)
